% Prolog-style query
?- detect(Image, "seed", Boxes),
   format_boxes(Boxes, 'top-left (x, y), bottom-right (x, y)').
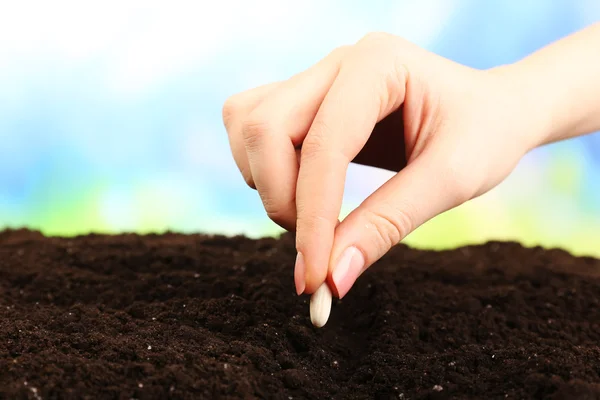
top-left (310, 283), bottom-right (332, 328)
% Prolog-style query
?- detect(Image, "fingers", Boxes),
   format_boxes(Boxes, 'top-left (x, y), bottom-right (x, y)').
top-left (241, 47), bottom-right (347, 231)
top-left (328, 142), bottom-right (474, 298)
top-left (222, 82), bottom-right (280, 188)
top-left (295, 47), bottom-right (408, 294)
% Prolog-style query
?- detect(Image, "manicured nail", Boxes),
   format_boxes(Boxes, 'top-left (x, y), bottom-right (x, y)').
top-left (332, 247), bottom-right (365, 298)
top-left (294, 252), bottom-right (306, 295)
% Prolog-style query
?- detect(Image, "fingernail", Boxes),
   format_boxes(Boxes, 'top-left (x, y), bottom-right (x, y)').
top-left (332, 247), bottom-right (365, 298)
top-left (294, 252), bottom-right (306, 295)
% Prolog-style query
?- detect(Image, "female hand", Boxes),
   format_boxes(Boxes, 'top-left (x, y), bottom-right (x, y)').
top-left (222, 29), bottom-right (593, 299)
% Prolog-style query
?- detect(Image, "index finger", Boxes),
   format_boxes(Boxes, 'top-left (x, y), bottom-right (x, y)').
top-left (295, 50), bottom-right (407, 294)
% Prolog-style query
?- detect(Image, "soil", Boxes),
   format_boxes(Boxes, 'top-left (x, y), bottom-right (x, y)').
top-left (2, 229), bottom-right (600, 399)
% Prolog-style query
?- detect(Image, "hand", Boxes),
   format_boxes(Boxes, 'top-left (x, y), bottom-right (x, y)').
top-left (223, 32), bottom-right (545, 298)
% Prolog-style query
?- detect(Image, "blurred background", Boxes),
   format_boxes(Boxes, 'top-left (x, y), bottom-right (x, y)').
top-left (1, 0), bottom-right (599, 256)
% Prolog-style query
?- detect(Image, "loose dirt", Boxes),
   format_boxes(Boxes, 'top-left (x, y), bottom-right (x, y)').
top-left (2, 229), bottom-right (600, 399)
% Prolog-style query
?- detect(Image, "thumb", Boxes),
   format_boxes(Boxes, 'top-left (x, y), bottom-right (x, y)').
top-left (327, 146), bottom-right (473, 298)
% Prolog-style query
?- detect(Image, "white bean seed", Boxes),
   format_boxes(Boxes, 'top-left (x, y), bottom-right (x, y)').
top-left (310, 283), bottom-right (332, 328)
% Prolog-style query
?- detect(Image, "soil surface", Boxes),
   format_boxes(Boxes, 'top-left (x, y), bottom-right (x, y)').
top-left (2, 229), bottom-right (600, 399)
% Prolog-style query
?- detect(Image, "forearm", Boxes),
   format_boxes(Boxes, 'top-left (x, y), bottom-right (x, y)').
top-left (501, 22), bottom-right (600, 146)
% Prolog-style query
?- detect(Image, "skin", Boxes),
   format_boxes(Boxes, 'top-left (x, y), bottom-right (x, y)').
top-left (223, 22), bottom-right (600, 299)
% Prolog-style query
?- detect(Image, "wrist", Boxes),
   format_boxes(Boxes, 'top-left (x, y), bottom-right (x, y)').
top-left (487, 62), bottom-right (558, 149)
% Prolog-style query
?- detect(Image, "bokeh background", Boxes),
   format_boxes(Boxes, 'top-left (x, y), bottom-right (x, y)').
top-left (1, 0), bottom-right (599, 256)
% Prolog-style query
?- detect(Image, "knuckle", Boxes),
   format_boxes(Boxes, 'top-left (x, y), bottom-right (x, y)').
top-left (390, 59), bottom-right (409, 94)
top-left (296, 197), bottom-right (333, 224)
top-left (242, 115), bottom-right (271, 151)
top-left (302, 118), bottom-right (348, 162)
top-left (298, 212), bottom-right (330, 233)
top-left (309, 117), bottom-right (334, 140)
top-left (263, 198), bottom-right (292, 227)
top-left (392, 57), bottom-right (409, 83)
top-left (360, 31), bottom-right (393, 45)
top-left (243, 173), bottom-right (256, 189)
top-left (266, 211), bottom-right (287, 229)
top-left (301, 126), bottom-right (330, 160)
top-left (300, 120), bottom-right (349, 171)
top-left (329, 45), bottom-right (351, 59)
top-left (222, 95), bottom-right (243, 129)
top-left (363, 203), bottom-right (413, 252)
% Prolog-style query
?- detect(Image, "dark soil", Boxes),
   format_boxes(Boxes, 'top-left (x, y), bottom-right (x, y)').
top-left (2, 229), bottom-right (600, 399)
